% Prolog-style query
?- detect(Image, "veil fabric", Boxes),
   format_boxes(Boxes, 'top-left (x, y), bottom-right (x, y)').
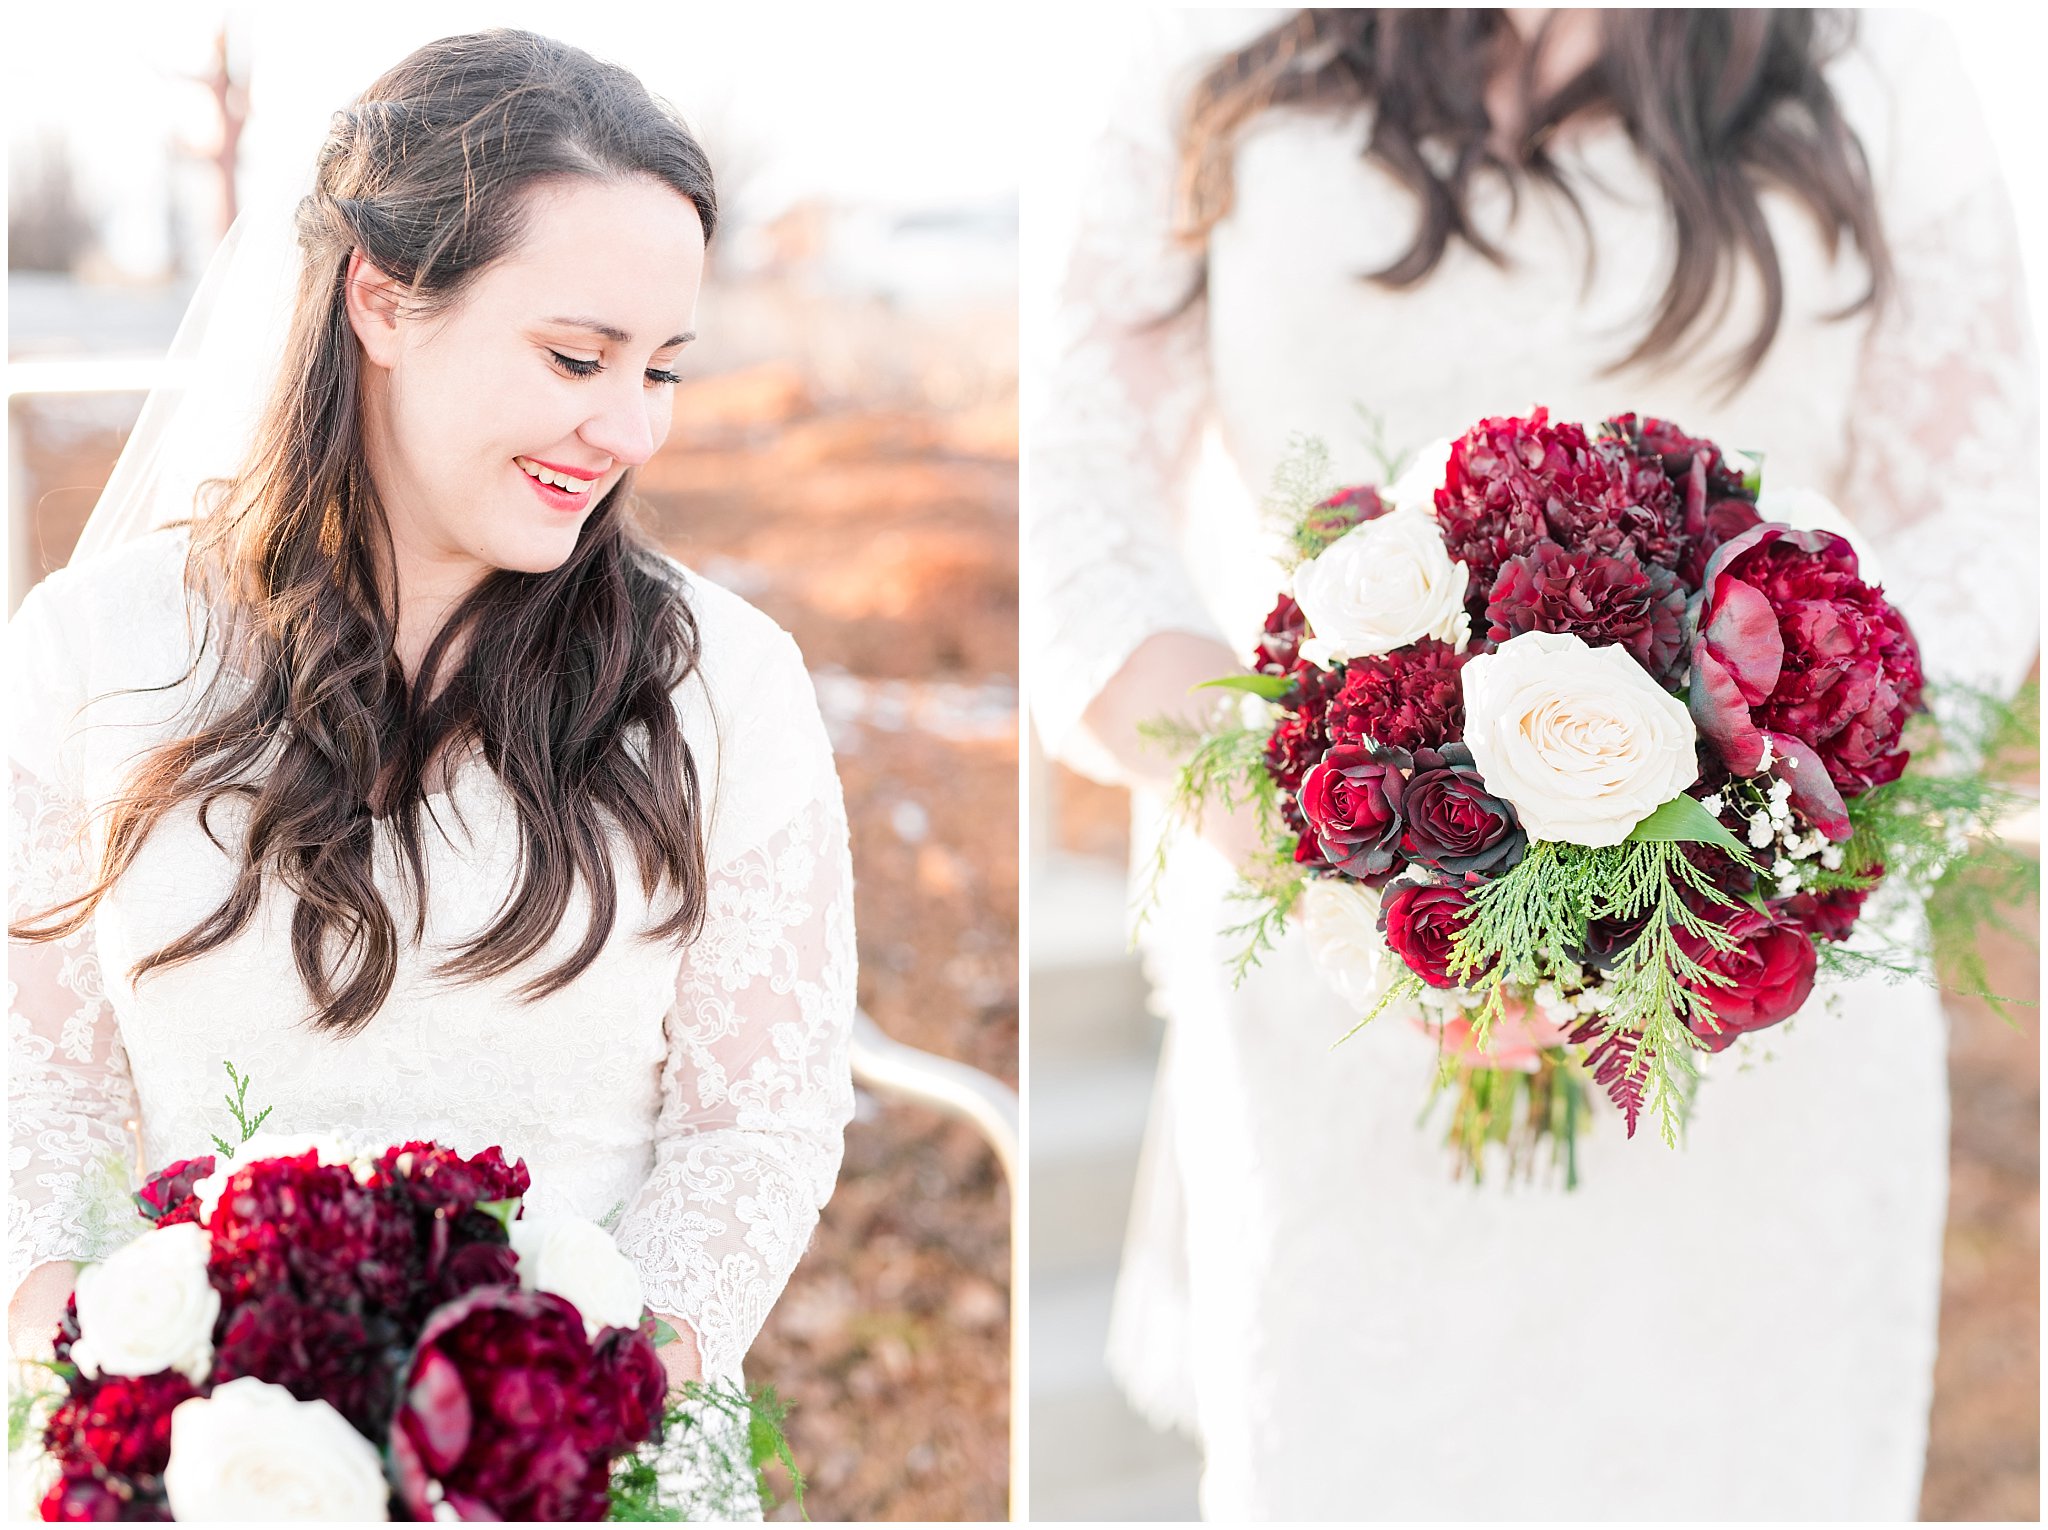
top-left (72, 183), bottom-right (309, 565)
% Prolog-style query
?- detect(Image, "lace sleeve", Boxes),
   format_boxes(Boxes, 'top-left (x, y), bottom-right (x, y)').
top-left (1834, 21), bottom-right (2040, 698)
top-left (8, 573), bottom-right (142, 1297)
top-left (612, 637), bottom-right (857, 1383)
top-left (1025, 15), bottom-right (1232, 784)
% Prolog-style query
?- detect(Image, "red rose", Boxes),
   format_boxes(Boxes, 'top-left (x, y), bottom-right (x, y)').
top-left (1379, 881), bottom-right (1475, 988)
top-left (1396, 745), bottom-right (1526, 878)
top-left (1325, 639), bottom-right (1469, 753)
top-left (1252, 595), bottom-right (1306, 673)
top-left (1298, 744), bottom-right (1406, 883)
top-left (393, 1287), bottom-right (631, 1522)
top-left (1484, 541), bottom-right (1688, 683)
top-left (1690, 524), bottom-right (1923, 838)
top-left (1676, 908), bottom-right (1819, 1050)
top-left (134, 1155), bottom-right (215, 1226)
top-left (1303, 483), bottom-right (1391, 543)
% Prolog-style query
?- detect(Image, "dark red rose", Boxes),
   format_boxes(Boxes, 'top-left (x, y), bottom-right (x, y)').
top-left (1252, 594), bottom-right (1306, 673)
top-left (134, 1155), bottom-right (215, 1226)
top-left (1690, 524), bottom-right (1923, 839)
top-left (1574, 908), bottom-right (1654, 973)
top-left (44, 1370), bottom-right (200, 1482)
top-left (1262, 660), bottom-right (1341, 794)
top-left (1298, 744), bottom-right (1406, 883)
top-left (206, 1151), bottom-right (418, 1315)
top-left (1380, 881), bottom-right (1475, 988)
top-left (590, 1326), bottom-right (670, 1456)
top-left (1325, 639), bottom-right (1470, 752)
top-left (393, 1286), bottom-right (632, 1522)
top-left (1396, 745), bottom-right (1526, 878)
top-left (1784, 871), bottom-right (1880, 943)
top-left (1303, 484), bottom-right (1391, 544)
top-left (211, 1290), bottom-right (397, 1438)
top-left (1676, 907), bottom-right (1819, 1050)
top-left (1435, 409), bottom-right (1685, 617)
top-left (1485, 541), bottom-right (1689, 682)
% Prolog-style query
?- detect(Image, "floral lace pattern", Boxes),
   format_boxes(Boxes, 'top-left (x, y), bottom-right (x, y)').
top-left (6, 529), bottom-right (855, 1393)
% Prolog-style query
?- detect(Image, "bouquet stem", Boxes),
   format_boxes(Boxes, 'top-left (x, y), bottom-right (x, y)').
top-left (1432, 1050), bottom-right (1586, 1189)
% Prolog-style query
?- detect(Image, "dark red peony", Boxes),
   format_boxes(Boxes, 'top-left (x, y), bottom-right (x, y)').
top-left (1380, 881), bottom-right (1475, 988)
top-left (206, 1151), bottom-right (418, 1316)
top-left (1325, 639), bottom-right (1469, 753)
top-left (1689, 524), bottom-right (1923, 839)
top-left (393, 1286), bottom-right (649, 1522)
top-left (134, 1155), bottom-right (214, 1227)
top-left (1396, 745), bottom-right (1526, 879)
top-left (1675, 907), bottom-right (1819, 1050)
top-left (591, 1324), bottom-right (672, 1457)
top-left (1434, 408), bottom-right (1685, 614)
top-left (1298, 745), bottom-right (1406, 883)
top-left (1485, 541), bottom-right (1689, 683)
top-left (1252, 594), bottom-right (1306, 673)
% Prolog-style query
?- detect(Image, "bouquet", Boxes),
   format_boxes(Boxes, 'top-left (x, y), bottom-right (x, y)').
top-left (18, 1075), bottom-right (798, 1522)
top-left (1155, 407), bottom-right (2032, 1182)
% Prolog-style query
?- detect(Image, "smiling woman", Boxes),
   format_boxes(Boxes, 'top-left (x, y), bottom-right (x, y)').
top-left (8, 29), bottom-right (855, 1520)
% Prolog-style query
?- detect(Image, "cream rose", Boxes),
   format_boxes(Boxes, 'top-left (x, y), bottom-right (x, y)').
top-left (1294, 508), bottom-right (1470, 666)
top-left (1461, 631), bottom-right (1699, 847)
top-left (1381, 436), bottom-right (1456, 515)
top-left (509, 1215), bottom-right (645, 1339)
top-left (1299, 878), bottom-right (1396, 1011)
top-left (164, 1377), bottom-right (390, 1521)
top-left (69, 1223), bottom-right (220, 1385)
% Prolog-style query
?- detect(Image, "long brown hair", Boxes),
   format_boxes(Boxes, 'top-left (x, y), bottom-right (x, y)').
top-left (1176, 9), bottom-right (1892, 393)
top-left (12, 30), bottom-right (720, 1036)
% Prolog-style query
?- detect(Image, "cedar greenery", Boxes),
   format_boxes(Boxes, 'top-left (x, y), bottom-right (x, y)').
top-left (606, 1381), bottom-right (805, 1521)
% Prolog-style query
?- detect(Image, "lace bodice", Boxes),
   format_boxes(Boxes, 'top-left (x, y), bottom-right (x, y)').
top-left (7, 527), bottom-right (856, 1384)
top-left (1028, 9), bottom-right (2039, 781)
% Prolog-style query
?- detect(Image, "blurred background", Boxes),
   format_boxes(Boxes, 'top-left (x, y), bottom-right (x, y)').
top-left (9, 3), bottom-right (1017, 1519)
top-left (1021, 6), bottom-right (2042, 1521)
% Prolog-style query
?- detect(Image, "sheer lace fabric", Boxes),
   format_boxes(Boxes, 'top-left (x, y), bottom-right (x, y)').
top-left (6, 527), bottom-right (855, 1395)
top-left (1027, 9), bottom-right (2035, 1519)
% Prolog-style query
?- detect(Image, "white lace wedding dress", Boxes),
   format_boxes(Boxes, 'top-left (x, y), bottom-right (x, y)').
top-left (8, 525), bottom-right (856, 1513)
top-left (1029, 9), bottom-right (2037, 1519)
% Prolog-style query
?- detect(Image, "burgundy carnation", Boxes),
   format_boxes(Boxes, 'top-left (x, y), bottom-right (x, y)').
top-left (1252, 595), bottom-right (1306, 673)
top-left (1396, 745), bottom-right (1526, 879)
top-left (40, 1472), bottom-right (165, 1523)
top-left (1298, 744), bottom-right (1405, 883)
top-left (1303, 483), bottom-right (1391, 544)
top-left (43, 1370), bottom-right (200, 1482)
top-left (1676, 908), bottom-right (1819, 1051)
top-left (1485, 541), bottom-right (1689, 683)
top-left (135, 1155), bottom-right (214, 1227)
top-left (207, 1151), bottom-right (418, 1316)
top-left (211, 1290), bottom-right (396, 1438)
top-left (1262, 660), bottom-right (1341, 794)
top-left (1606, 412), bottom-right (1750, 498)
top-left (1379, 881), bottom-right (1475, 988)
top-left (1325, 639), bottom-right (1470, 753)
top-left (1434, 408), bottom-right (1685, 615)
top-left (371, 1141), bottom-right (531, 1218)
top-left (393, 1286), bottom-right (637, 1522)
top-left (1690, 524), bottom-right (1923, 838)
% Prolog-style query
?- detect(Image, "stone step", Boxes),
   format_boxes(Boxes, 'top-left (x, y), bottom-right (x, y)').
top-left (1029, 853), bottom-right (1156, 1061)
top-left (1028, 1054), bottom-right (1157, 1277)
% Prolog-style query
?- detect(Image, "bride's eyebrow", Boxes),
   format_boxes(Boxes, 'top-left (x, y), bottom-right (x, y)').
top-left (544, 316), bottom-right (695, 348)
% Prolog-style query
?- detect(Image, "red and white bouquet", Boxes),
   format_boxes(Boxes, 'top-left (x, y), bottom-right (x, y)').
top-left (25, 1117), bottom-right (782, 1521)
top-left (1161, 407), bottom-right (2028, 1180)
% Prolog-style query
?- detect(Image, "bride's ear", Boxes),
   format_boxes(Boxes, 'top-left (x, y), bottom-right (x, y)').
top-left (344, 249), bottom-right (407, 369)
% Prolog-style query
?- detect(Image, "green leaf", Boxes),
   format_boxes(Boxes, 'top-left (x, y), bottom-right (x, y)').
top-left (475, 1197), bottom-right (521, 1232)
top-left (1193, 673), bottom-right (1296, 701)
top-left (1626, 793), bottom-right (1748, 857)
top-left (647, 1315), bottom-right (680, 1348)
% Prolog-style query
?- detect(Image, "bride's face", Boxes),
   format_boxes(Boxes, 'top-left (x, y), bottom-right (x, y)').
top-left (348, 174), bottom-right (707, 588)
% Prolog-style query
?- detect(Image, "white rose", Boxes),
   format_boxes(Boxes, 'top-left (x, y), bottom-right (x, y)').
top-left (69, 1223), bottom-right (219, 1385)
top-left (509, 1215), bottom-right (645, 1339)
top-left (1381, 436), bottom-right (1456, 515)
top-left (1294, 508), bottom-right (1470, 666)
top-left (164, 1377), bottom-right (390, 1521)
top-left (1299, 878), bottom-right (1395, 1011)
top-left (1461, 631), bottom-right (1699, 847)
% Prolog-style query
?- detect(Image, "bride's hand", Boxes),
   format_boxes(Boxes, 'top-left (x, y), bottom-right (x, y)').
top-left (654, 1312), bottom-right (705, 1393)
top-left (8, 1261), bottom-right (77, 1359)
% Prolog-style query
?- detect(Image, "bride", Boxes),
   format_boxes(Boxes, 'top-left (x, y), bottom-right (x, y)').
top-left (6, 26), bottom-right (854, 1496)
top-left (1029, 8), bottom-right (2035, 1519)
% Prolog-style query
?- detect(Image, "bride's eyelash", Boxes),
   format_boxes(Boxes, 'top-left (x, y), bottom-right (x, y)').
top-left (550, 351), bottom-right (684, 388)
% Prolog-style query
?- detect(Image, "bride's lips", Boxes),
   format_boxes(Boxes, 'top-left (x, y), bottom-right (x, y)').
top-left (515, 455), bottom-right (606, 514)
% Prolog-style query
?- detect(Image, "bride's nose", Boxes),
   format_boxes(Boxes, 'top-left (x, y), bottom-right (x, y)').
top-left (577, 385), bottom-right (661, 467)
